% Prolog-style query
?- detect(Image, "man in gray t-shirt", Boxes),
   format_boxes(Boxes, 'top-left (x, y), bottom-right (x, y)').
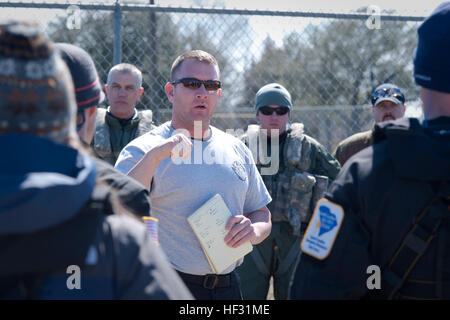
top-left (115, 50), bottom-right (272, 300)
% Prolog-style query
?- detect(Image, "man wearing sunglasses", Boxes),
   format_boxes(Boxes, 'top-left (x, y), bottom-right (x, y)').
top-left (115, 50), bottom-right (272, 300)
top-left (333, 83), bottom-right (406, 166)
top-left (236, 83), bottom-right (340, 300)
top-left (290, 2), bottom-right (450, 300)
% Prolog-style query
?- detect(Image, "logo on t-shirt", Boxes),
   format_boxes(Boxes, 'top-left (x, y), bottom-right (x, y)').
top-left (231, 161), bottom-right (247, 181)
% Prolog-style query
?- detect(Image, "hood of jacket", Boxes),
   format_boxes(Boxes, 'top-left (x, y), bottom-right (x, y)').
top-left (0, 134), bottom-right (97, 235)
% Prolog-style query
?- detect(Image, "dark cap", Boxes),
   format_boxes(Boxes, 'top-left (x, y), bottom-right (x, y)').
top-left (371, 83), bottom-right (405, 107)
top-left (255, 83), bottom-right (292, 112)
top-left (413, 2), bottom-right (450, 93)
top-left (55, 43), bottom-right (105, 111)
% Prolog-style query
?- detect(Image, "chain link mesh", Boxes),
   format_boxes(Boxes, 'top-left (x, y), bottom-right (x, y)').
top-left (1, 1), bottom-right (425, 152)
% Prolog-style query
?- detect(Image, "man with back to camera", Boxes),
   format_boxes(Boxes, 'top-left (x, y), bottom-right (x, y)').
top-left (55, 43), bottom-right (151, 218)
top-left (290, 2), bottom-right (450, 300)
top-left (115, 50), bottom-right (272, 300)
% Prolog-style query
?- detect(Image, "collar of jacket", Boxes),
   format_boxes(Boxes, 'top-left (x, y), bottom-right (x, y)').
top-left (105, 107), bottom-right (141, 129)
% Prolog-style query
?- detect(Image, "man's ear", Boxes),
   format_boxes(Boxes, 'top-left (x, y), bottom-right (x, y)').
top-left (165, 82), bottom-right (175, 103)
top-left (104, 84), bottom-right (109, 95)
top-left (138, 87), bottom-right (144, 99)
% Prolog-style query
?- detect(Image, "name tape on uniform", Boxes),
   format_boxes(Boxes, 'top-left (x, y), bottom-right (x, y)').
top-left (301, 198), bottom-right (344, 260)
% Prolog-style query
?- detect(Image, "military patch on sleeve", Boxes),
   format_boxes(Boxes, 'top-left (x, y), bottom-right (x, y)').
top-left (301, 198), bottom-right (344, 260)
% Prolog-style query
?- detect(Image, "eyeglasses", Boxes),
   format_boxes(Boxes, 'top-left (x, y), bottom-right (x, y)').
top-left (371, 87), bottom-right (405, 106)
top-left (259, 106), bottom-right (290, 116)
top-left (171, 77), bottom-right (221, 91)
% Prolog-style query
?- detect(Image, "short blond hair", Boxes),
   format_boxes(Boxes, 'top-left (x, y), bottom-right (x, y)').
top-left (170, 50), bottom-right (219, 81)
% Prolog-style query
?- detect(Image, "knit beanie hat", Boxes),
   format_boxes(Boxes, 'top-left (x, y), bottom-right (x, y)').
top-left (413, 2), bottom-right (450, 93)
top-left (255, 83), bottom-right (292, 112)
top-left (0, 20), bottom-right (76, 140)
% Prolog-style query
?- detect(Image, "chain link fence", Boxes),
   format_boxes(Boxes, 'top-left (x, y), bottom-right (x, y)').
top-left (0, 1), bottom-right (426, 152)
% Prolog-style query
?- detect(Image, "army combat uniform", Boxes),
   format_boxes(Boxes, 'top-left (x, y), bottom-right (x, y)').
top-left (237, 123), bottom-right (340, 300)
top-left (92, 107), bottom-right (155, 166)
top-left (290, 117), bottom-right (450, 299)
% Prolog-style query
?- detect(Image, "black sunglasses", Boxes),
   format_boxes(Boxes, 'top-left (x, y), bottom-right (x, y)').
top-left (371, 87), bottom-right (405, 106)
top-left (259, 106), bottom-right (290, 116)
top-left (171, 77), bottom-right (221, 91)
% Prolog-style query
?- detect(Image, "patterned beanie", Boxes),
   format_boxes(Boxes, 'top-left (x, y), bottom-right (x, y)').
top-left (0, 20), bottom-right (76, 140)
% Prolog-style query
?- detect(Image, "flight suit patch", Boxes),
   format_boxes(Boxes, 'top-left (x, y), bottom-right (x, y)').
top-left (301, 198), bottom-right (344, 260)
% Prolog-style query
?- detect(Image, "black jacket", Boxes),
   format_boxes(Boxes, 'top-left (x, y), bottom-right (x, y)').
top-left (0, 135), bottom-right (192, 300)
top-left (95, 157), bottom-right (150, 217)
top-left (290, 117), bottom-right (450, 299)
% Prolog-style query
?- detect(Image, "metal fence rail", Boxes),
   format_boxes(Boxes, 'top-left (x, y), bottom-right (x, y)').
top-left (0, 1), bottom-right (426, 152)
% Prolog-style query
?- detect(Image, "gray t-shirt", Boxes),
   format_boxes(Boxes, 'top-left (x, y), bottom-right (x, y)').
top-left (115, 122), bottom-right (271, 275)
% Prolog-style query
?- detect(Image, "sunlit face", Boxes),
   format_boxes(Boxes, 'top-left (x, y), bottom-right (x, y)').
top-left (106, 72), bottom-right (143, 118)
top-left (256, 104), bottom-right (289, 137)
top-left (165, 59), bottom-right (221, 133)
top-left (372, 100), bottom-right (406, 123)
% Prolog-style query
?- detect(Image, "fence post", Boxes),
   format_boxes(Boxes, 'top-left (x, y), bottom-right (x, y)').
top-left (148, 0), bottom-right (159, 122)
top-left (113, 1), bottom-right (122, 65)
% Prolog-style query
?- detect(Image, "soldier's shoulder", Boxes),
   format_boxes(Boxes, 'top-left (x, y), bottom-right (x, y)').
top-left (95, 107), bottom-right (107, 120)
top-left (139, 109), bottom-right (153, 116)
top-left (289, 122), bottom-right (304, 135)
top-left (239, 124), bottom-right (260, 144)
top-left (336, 130), bottom-right (373, 149)
top-left (300, 132), bottom-right (326, 150)
top-left (138, 109), bottom-right (154, 124)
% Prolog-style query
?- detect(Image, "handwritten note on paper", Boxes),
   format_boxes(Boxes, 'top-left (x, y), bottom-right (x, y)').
top-left (187, 194), bottom-right (253, 274)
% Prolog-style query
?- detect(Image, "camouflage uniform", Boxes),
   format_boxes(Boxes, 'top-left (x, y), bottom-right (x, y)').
top-left (236, 123), bottom-right (340, 300)
top-left (92, 107), bottom-right (155, 166)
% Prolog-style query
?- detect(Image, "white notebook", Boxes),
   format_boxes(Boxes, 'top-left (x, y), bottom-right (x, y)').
top-left (187, 194), bottom-right (253, 274)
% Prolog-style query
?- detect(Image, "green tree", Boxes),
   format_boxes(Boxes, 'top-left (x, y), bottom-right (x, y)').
top-left (240, 10), bottom-right (419, 109)
top-left (47, 7), bottom-right (251, 124)
top-left (48, 10), bottom-right (183, 124)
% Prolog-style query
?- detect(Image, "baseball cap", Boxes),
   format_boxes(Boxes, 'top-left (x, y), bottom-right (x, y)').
top-left (371, 83), bottom-right (405, 107)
